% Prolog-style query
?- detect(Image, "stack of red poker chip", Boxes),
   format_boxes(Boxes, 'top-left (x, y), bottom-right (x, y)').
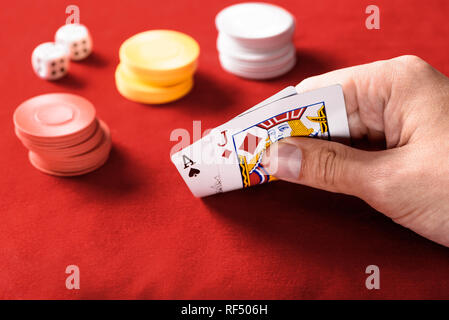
top-left (13, 93), bottom-right (112, 176)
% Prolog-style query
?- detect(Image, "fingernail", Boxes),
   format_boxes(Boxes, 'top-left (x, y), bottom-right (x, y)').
top-left (262, 142), bottom-right (302, 180)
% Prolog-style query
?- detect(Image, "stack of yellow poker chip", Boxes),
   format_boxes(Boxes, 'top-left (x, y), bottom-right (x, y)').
top-left (115, 30), bottom-right (200, 104)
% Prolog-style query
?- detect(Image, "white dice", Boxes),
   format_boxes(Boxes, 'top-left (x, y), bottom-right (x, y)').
top-left (55, 23), bottom-right (92, 61)
top-left (31, 42), bottom-right (70, 80)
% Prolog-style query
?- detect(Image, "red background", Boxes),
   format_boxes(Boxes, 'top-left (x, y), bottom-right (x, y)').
top-left (1, 0), bottom-right (449, 299)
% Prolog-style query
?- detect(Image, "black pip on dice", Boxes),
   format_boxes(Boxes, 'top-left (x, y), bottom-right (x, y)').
top-left (31, 43), bottom-right (70, 80)
top-left (55, 23), bottom-right (92, 61)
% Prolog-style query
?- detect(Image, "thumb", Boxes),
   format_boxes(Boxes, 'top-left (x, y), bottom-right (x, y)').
top-left (261, 137), bottom-right (391, 197)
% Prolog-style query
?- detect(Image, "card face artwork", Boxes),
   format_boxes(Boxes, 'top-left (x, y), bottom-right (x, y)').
top-left (171, 85), bottom-right (350, 197)
top-left (232, 101), bottom-right (329, 188)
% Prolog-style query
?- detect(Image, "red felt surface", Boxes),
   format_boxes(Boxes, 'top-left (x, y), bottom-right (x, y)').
top-left (1, 0), bottom-right (449, 300)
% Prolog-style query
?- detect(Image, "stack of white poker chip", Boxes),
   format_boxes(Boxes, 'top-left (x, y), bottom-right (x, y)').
top-left (215, 2), bottom-right (296, 80)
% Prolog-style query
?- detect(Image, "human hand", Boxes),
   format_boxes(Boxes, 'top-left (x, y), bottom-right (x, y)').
top-left (261, 55), bottom-right (449, 247)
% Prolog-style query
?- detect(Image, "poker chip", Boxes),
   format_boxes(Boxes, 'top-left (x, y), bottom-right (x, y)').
top-left (217, 34), bottom-right (294, 62)
top-left (215, 3), bottom-right (296, 80)
top-left (13, 93), bottom-right (112, 176)
top-left (115, 30), bottom-right (199, 104)
top-left (28, 121), bottom-right (111, 173)
top-left (219, 45), bottom-right (296, 71)
top-left (14, 93), bottom-right (96, 138)
top-left (220, 54), bottom-right (296, 80)
top-left (115, 64), bottom-right (193, 104)
top-left (119, 30), bottom-right (199, 85)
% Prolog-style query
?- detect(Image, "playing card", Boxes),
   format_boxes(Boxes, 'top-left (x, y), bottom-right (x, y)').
top-left (171, 84), bottom-right (350, 197)
top-left (170, 86), bottom-right (297, 197)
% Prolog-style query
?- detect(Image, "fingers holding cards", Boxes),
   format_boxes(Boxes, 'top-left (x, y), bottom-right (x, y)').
top-left (171, 85), bottom-right (350, 197)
